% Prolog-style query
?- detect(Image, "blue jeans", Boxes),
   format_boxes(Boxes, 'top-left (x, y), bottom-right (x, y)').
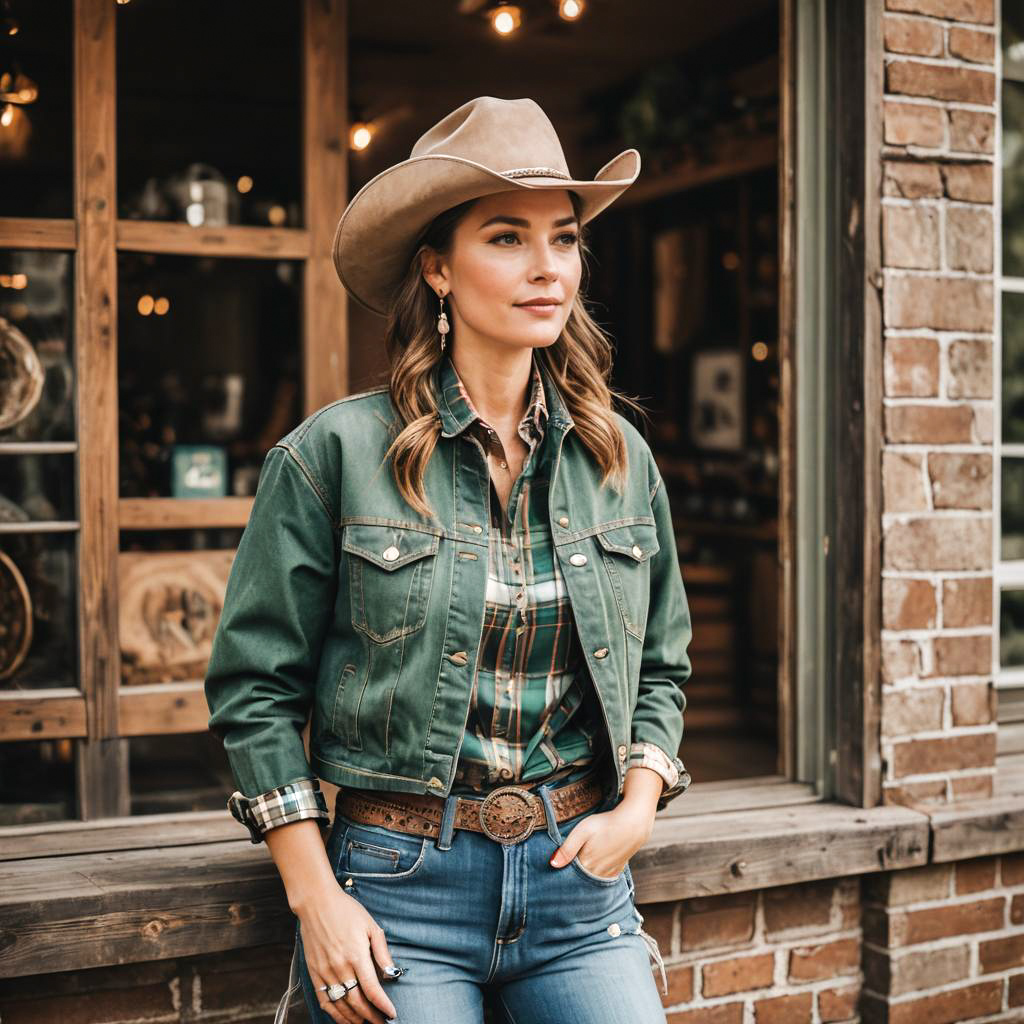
top-left (290, 778), bottom-right (669, 1024)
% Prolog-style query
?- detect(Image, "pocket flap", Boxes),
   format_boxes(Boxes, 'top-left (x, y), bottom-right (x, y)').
top-left (341, 523), bottom-right (440, 571)
top-left (594, 522), bottom-right (660, 562)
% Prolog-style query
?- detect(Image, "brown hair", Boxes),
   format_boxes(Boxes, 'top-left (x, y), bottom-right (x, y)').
top-left (379, 190), bottom-right (648, 521)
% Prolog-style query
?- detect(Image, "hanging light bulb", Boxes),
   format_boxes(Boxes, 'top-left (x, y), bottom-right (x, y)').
top-left (558, 0), bottom-right (584, 20)
top-left (490, 4), bottom-right (522, 35)
top-left (349, 121), bottom-right (374, 151)
top-left (0, 103), bottom-right (12, 128)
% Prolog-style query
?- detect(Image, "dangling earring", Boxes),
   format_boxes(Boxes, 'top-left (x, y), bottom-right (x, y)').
top-left (437, 291), bottom-right (450, 352)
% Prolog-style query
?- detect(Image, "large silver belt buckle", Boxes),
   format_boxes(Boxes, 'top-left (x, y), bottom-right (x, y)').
top-left (479, 785), bottom-right (539, 845)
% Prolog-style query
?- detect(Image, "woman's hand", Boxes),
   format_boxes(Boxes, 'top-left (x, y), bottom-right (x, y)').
top-left (548, 766), bottom-right (663, 880)
top-left (294, 886), bottom-right (399, 1024)
top-left (264, 819), bottom-right (398, 1023)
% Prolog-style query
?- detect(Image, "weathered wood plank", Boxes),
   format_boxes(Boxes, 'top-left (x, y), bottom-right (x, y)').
top-left (930, 796), bottom-right (1024, 862)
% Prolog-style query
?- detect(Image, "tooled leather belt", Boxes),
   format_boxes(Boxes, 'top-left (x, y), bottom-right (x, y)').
top-left (336, 770), bottom-right (607, 846)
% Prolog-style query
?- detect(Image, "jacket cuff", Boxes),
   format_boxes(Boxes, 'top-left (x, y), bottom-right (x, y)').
top-left (627, 742), bottom-right (692, 811)
top-left (227, 777), bottom-right (330, 844)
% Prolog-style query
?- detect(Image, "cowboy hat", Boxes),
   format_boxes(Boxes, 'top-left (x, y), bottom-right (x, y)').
top-left (331, 95), bottom-right (641, 317)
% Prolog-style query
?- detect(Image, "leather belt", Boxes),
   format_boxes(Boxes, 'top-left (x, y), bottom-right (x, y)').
top-left (336, 770), bottom-right (607, 846)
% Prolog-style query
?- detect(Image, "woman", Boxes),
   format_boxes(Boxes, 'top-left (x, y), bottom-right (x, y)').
top-left (204, 96), bottom-right (693, 1024)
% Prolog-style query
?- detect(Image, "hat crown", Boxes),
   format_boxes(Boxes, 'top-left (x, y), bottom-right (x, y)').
top-left (409, 96), bottom-right (571, 180)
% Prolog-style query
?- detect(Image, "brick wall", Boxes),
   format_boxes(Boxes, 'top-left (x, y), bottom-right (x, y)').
top-left (879, 0), bottom-right (998, 807)
top-left (635, 881), bottom-right (862, 1022)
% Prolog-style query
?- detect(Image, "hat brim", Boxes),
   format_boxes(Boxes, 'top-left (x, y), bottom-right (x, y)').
top-left (332, 148), bottom-right (640, 317)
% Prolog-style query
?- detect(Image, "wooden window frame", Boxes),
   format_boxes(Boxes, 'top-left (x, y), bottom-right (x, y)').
top-left (0, 0), bottom-right (885, 860)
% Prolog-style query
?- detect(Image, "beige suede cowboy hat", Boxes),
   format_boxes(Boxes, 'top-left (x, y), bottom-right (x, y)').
top-left (331, 95), bottom-right (641, 317)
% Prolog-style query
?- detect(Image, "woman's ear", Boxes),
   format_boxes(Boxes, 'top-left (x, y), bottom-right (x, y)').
top-left (419, 249), bottom-right (446, 296)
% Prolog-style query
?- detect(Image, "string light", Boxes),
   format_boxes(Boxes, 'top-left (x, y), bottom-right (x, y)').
top-left (558, 0), bottom-right (584, 20)
top-left (490, 4), bottom-right (522, 35)
top-left (349, 121), bottom-right (374, 151)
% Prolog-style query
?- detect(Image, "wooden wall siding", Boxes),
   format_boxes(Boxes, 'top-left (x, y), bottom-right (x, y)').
top-left (877, 0), bottom-right (998, 806)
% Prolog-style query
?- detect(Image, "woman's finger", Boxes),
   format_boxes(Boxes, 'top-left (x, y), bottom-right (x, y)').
top-left (342, 943), bottom-right (398, 1024)
top-left (309, 964), bottom-right (361, 1024)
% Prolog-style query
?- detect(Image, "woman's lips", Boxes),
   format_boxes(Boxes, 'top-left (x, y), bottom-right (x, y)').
top-left (515, 302), bottom-right (561, 315)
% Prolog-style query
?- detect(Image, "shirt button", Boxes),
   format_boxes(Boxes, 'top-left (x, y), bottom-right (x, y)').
top-left (569, 552), bottom-right (587, 566)
top-left (594, 647), bottom-right (609, 659)
top-left (382, 545), bottom-right (400, 561)
top-left (558, 515), bottom-right (569, 527)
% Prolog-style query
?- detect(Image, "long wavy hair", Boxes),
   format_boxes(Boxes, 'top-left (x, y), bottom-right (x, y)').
top-left (379, 189), bottom-right (648, 521)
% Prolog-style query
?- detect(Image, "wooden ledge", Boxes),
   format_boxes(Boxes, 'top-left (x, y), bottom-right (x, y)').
top-left (7, 793), bottom-right (1024, 979)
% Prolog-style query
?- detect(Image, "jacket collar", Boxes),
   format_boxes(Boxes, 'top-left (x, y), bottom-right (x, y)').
top-left (435, 350), bottom-right (573, 439)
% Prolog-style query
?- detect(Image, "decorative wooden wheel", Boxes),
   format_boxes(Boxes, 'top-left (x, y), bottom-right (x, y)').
top-left (0, 548), bottom-right (33, 682)
top-left (0, 316), bottom-right (45, 432)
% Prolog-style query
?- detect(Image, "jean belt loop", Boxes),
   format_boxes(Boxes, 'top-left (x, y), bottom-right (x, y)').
top-left (536, 783), bottom-right (561, 844)
top-left (436, 792), bottom-right (458, 851)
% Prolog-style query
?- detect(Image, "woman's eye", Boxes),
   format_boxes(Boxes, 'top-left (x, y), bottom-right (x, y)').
top-left (489, 232), bottom-right (579, 246)
top-left (558, 232), bottom-right (579, 246)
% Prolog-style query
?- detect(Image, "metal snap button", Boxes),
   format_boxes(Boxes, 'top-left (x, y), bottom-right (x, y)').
top-left (594, 647), bottom-right (609, 659)
top-left (450, 650), bottom-right (469, 665)
top-left (617, 744), bottom-right (628, 759)
top-left (607, 923), bottom-right (621, 936)
top-left (569, 552), bottom-right (587, 566)
top-left (382, 545), bottom-right (400, 561)
top-left (558, 515), bottom-right (569, 527)
top-left (473, 525), bottom-right (483, 534)
top-left (632, 544), bottom-right (643, 558)
top-left (428, 777), bottom-right (444, 789)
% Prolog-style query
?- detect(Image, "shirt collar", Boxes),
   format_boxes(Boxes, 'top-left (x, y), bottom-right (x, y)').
top-left (436, 351), bottom-right (549, 441)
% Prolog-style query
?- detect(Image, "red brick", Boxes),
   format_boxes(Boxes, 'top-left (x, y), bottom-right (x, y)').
top-left (948, 25), bottom-right (996, 63)
top-left (883, 686), bottom-right (944, 736)
top-left (884, 778), bottom-right (948, 805)
top-left (666, 1004), bottom-right (744, 1024)
top-left (884, 205), bottom-right (940, 269)
top-left (950, 771), bottom-right (992, 798)
top-left (884, 160), bottom-right (944, 199)
top-left (946, 206), bottom-right (993, 272)
top-left (818, 983), bottom-right (860, 1022)
top-left (881, 639), bottom-right (923, 683)
top-left (865, 863), bottom-right (952, 905)
top-left (951, 681), bottom-right (994, 725)
top-left (902, 895), bottom-right (1003, 942)
top-left (885, 15), bottom-right (944, 56)
top-left (763, 879), bottom-right (835, 935)
top-left (1001, 851), bottom-right (1024, 885)
top-left (889, 980), bottom-right (1002, 1024)
top-left (955, 856), bottom-right (996, 894)
top-left (679, 892), bottom-right (755, 951)
top-left (932, 633), bottom-right (992, 675)
top-left (754, 991), bottom-right (813, 1024)
top-left (885, 0), bottom-right (993, 23)
top-left (890, 731), bottom-right (996, 777)
top-left (788, 937), bottom-right (859, 982)
top-left (949, 109), bottom-right (995, 153)
top-left (701, 953), bottom-right (774, 996)
top-left (885, 403), bottom-right (974, 443)
top-left (883, 516), bottom-right (991, 571)
top-left (883, 450), bottom-right (928, 513)
top-left (663, 963), bottom-right (695, 1005)
top-left (942, 161), bottom-right (993, 202)
top-left (884, 275), bottom-right (993, 331)
top-left (883, 577), bottom-right (937, 630)
top-left (887, 61), bottom-right (995, 104)
top-left (943, 577), bottom-right (993, 626)
top-left (948, 338), bottom-right (993, 399)
top-left (1012, 971), bottom-right (1024, 1006)
top-left (927, 452), bottom-right (992, 509)
top-left (636, 899), bottom-right (676, 954)
top-left (884, 336), bottom-right (939, 396)
top-left (885, 101), bottom-right (946, 147)
top-left (1013, 891), bottom-right (1024, 923)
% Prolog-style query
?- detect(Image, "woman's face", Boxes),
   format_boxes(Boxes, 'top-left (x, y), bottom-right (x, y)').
top-left (425, 188), bottom-right (583, 354)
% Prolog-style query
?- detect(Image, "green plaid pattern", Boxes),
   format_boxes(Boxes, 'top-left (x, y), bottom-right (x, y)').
top-left (228, 777), bottom-right (329, 843)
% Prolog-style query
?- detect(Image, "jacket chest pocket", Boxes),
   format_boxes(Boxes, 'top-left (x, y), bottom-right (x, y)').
top-left (594, 522), bottom-right (660, 642)
top-left (342, 523), bottom-right (440, 644)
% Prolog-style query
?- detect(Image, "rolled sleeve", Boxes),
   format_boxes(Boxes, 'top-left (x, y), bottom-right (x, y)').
top-left (228, 778), bottom-right (331, 844)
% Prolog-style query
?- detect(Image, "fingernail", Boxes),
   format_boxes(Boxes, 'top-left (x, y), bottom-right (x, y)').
top-left (550, 855), bottom-right (561, 867)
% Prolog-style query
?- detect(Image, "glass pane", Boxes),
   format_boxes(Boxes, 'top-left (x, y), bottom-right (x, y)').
top-left (0, 0), bottom-right (73, 218)
top-left (1003, 81), bottom-right (1024, 277)
top-left (1002, 590), bottom-right (1024, 667)
top-left (0, 530), bottom-right (77, 688)
top-left (0, 453), bottom-right (75, 520)
top-left (1003, 292), bottom-right (1024, 444)
top-left (117, 253), bottom-right (303, 498)
top-left (0, 739), bottom-right (75, 824)
top-left (0, 249), bottom-right (75, 443)
top-left (1005, 2), bottom-right (1024, 82)
top-left (1004, 459), bottom-right (1024, 560)
top-left (116, 1), bottom-right (302, 228)
top-left (129, 732), bottom-right (233, 815)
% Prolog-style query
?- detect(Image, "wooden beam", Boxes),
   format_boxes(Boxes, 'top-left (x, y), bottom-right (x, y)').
top-left (0, 218), bottom-right (77, 250)
top-left (0, 690), bottom-right (87, 741)
top-left (115, 220), bottom-right (310, 260)
top-left (74, 0), bottom-right (127, 818)
top-left (118, 682), bottom-right (210, 737)
top-left (118, 497), bottom-right (254, 531)
top-left (302, 0), bottom-right (349, 414)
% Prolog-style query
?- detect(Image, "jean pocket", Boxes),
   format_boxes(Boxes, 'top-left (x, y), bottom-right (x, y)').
top-left (555, 806), bottom-right (627, 886)
top-left (335, 819), bottom-right (429, 880)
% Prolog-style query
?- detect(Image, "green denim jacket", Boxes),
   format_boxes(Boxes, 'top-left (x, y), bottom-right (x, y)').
top-left (204, 357), bottom-right (693, 813)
